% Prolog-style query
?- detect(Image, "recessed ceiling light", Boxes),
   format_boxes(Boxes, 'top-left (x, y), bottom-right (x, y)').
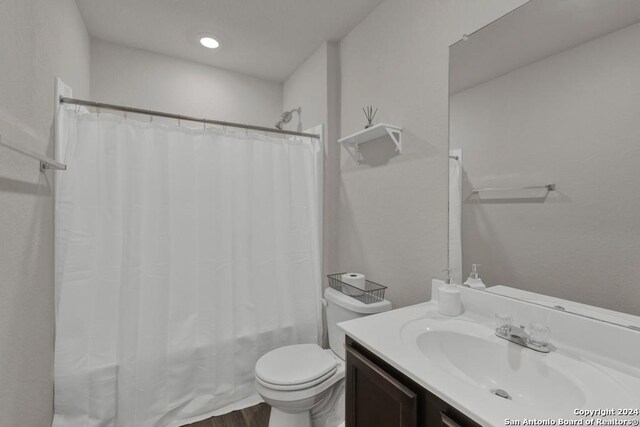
top-left (200, 37), bottom-right (220, 49)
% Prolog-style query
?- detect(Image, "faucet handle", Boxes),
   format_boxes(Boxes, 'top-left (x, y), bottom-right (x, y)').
top-left (494, 313), bottom-right (513, 332)
top-left (529, 323), bottom-right (551, 346)
top-left (470, 264), bottom-right (481, 279)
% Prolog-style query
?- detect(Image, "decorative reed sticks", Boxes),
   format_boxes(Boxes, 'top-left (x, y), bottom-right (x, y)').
top-left (363, 106), bottom-right (378, 129)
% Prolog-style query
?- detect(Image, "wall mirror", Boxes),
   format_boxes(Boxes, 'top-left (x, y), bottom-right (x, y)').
top-left (448, 0), bottom-right (640, 328)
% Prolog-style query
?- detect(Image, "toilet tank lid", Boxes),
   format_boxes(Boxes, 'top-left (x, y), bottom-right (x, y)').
top-left (324, 287), bottom-right (392, 314)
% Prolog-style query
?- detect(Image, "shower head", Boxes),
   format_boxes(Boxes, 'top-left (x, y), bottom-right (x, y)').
top-left (275, 112), bottom-right (293, 129)
top-left (275, 107), bottom-right (301, 130)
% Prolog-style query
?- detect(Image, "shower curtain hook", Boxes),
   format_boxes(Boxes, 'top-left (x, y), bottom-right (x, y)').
top-left (149, 115), bottom-right (153, 123)
top-left (178, 118), bottom-right (181, 127)
top-left (97, 106), bottom-right (100, 117)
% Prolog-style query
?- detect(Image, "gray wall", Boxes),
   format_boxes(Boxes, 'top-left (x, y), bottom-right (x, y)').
top-left (283, 42), bottom-right (341, 347)
top-left (0, 0), bottom-right (91, 425)
top-left (90, 39), bottom-right (283, 128)
top-left (283, 41), bottom-right (341, 285)
top-left (451, 23), bottom-right (640, 316)
top-left (337, 0), bottom-right (527, 308)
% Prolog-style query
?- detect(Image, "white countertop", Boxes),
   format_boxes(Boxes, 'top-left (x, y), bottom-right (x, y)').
top-left (338, 288), bottom-right (640, 427)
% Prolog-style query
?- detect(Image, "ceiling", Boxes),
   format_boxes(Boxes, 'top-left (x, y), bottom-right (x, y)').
top-left (450, 0), bottom-right (640, 94)
top-left (75, 0), bottom-right (384, 82)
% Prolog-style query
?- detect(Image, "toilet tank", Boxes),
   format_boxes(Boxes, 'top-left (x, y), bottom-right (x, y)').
top-left (324, 287), bottom-right (392, 360)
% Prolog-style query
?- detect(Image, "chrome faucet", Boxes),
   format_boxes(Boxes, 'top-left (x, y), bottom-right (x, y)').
top-left (495, 316), bottom-right (551, 353)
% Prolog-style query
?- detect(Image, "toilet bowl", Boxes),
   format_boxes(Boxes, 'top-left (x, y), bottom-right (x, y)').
top-left (255, 287), bottom-right (391, 427)
top-left (255, 344), bottom-right (344, 427)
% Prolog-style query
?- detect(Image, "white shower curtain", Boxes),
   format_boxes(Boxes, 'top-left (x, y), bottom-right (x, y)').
top-left (53, 109), bottom-right (322, 427)
top-left (449, 149), bottom-right (463, 285)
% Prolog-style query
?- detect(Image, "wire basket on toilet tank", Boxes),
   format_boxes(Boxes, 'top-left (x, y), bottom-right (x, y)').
top-left (327, 273), bottom-right (387, 304)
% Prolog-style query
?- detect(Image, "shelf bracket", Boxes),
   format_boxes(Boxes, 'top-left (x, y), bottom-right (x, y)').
top-left (385, 128), bottom-right (402, 153)
top-left (344, 144), bottom-right (363, 164)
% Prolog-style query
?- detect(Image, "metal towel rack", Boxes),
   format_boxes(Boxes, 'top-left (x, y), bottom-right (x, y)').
top-left (471, 184), bottom-right (555, 194)
top-left (0, 134), bottom-right (66, 172)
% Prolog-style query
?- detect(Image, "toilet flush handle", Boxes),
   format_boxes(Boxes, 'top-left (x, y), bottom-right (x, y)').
top-left (320, 298), bottom-right (328, 307)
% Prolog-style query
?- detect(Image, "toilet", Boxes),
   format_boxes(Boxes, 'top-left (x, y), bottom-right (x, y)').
top-left (254, 287), bottom-right (392, 427)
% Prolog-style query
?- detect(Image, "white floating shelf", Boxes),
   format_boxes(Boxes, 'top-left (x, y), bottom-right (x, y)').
top-left (338, 123), bottom-right (402, 163)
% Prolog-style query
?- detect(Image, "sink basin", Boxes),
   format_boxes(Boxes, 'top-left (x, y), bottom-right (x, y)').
top-left (416, 328), bottom-right (584, 409)
top-left (402, 317), bottom-right (632, 410)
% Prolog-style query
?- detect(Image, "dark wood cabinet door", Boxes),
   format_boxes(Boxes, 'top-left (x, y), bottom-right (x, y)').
top-left (346, 345), bottom-right (417, 427)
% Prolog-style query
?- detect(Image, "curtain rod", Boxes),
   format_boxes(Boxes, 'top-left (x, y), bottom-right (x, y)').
top-left (59, 97), bottom-right (320, 139)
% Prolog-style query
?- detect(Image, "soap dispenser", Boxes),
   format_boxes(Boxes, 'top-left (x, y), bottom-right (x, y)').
top-left (464, 264), bottom-right (486, 289)
top-left (438, 269), bottom-right (463, 316)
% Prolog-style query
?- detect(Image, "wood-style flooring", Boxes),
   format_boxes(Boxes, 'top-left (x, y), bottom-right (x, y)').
top-left (183, 403), bottom-right (271, 427)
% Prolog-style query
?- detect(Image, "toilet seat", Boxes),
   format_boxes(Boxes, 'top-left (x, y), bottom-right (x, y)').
top-left (255, 344), bottom-right (338, 391)
top-left (256, 364), bottom-right (337, 391)
top-left (255, 358), bottom-right (345, 404)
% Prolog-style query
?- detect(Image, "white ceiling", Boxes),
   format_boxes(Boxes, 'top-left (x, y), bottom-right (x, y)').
top-left (75, 0), bottom-right (384, 82)
top-left (450, 0), bottom-right (640, 94)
